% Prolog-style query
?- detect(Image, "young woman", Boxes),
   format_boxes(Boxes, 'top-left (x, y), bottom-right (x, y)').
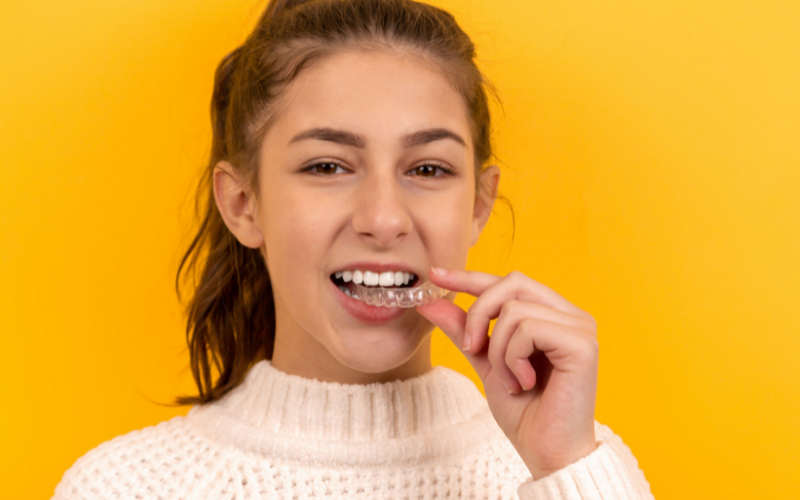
top-left (54, 0), bottom-right (654, 498)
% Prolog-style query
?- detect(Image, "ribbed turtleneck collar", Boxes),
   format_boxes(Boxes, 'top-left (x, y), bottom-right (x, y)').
top-left (187, 360), bottom-right (500, 465)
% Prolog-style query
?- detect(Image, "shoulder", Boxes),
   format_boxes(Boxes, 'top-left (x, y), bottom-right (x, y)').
top-left (52, 414), bottom-right (219, 500)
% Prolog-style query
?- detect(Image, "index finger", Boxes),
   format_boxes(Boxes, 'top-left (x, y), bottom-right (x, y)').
top-left (429, 268), bottom-right (585, 317)
top-left (415, 298), bottom-right (491, 380)
top-left (428, 267), bottom-right (502, 297)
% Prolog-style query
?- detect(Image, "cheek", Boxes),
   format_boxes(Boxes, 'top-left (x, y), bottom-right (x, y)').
top-left (260, 189), bottom-right (340, 290)
top-left (416, 189), bottom-right (475, 266)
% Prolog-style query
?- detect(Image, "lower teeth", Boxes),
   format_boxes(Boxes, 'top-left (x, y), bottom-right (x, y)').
top-left (344, 281), bottom-right (448, 307)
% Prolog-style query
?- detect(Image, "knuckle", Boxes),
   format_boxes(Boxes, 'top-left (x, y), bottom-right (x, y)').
top-left (500, 299), bottom-right (523, 317)
top-left (583, 321), bottom-right (598, 338)
top-left (519, 317), bottom-right (540, 333)
top-left (580, 338), bottom-right (600, 360)
top-left (507, 270), bottom-right (526, 283)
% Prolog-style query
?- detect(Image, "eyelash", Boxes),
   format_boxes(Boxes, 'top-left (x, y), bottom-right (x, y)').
top-left (302, 161), bottom-right (455, 177)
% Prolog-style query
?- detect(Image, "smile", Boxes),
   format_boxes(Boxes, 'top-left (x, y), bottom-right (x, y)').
top-left (328, 267), bottom-right (416, 323)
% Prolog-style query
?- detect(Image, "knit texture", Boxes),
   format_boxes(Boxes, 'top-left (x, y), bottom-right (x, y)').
top-left (53, 361), bottom-right (654, 499)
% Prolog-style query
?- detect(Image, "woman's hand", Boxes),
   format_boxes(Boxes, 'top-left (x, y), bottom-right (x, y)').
top-left (416, 268), bottom-right (600, 480)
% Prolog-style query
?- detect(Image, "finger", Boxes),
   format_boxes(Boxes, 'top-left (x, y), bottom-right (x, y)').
top-left (429, 267), bottom-right (503, 297)
top-left (485, 300), bottom-right (527, 394)
top-left (506, 317), bottom-right (597, 377)
top-left (505, 320), bottom-right (538, 392)
top-left (415, 299), bottom-right (491, 379)
top-left (430, 269), bottom-right (589, 320)
top-left (486, 299), bottom-right (593, 393)
top-left (463, 271), bottom-right (594, 355)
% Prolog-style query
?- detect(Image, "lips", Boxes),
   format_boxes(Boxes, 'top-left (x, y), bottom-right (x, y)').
top-left (328, 262), bottom-right (423, 323)
top-left (329, 278), bottom-right (408, 323)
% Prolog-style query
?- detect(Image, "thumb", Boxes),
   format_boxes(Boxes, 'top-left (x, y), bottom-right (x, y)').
top-left (416, 299), bottom-right (490, 379)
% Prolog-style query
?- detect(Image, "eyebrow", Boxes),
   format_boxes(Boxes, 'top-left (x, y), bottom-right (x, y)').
top-left (288, 127), bottom-right (467, 149)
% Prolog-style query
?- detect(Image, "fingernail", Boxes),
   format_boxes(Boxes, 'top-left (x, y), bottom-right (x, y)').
top-left (502, 380), bottom-right (514, 394)
top-left (431, 267), bottom-right (447, 276)
top-left (461, 334), bottom-right (471, 351)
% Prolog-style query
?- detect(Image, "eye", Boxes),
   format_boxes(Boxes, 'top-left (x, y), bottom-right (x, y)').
top-left (304, 162), bottom-right (351, 176)
top-left (408, 164), bottom-right (454, 178)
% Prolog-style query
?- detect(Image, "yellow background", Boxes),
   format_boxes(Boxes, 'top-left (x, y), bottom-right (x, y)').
top-left (2, 0), bottom-right (798, 498)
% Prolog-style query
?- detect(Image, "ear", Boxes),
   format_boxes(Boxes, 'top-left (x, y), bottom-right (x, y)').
top-left (469, 164), bottom-right (500, 247)
top-left (213, 161), bottom-right (265, 249)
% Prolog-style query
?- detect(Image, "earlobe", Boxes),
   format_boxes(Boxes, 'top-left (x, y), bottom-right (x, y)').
top-left (469, 165), bottom-right (500, 247)
top-left (213, 161), bottom-right (265, 249)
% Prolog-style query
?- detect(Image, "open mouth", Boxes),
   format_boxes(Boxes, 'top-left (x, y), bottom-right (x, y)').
top-left (330, 269), bottom-right (419, 298)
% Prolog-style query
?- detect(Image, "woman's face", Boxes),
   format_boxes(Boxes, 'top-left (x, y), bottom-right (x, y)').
top-left (217, 49), bottom-right (497, 379)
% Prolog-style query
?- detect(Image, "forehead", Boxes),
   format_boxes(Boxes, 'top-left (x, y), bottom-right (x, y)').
top-left (266, 48), bottom-right (474, 150)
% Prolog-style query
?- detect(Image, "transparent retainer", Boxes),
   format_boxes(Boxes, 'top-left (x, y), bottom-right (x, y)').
top-left (351, 281), bottom-right (450, 308)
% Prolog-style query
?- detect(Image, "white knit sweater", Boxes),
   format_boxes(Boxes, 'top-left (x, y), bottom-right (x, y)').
top-left (53, 361), bottom-right (654, 499)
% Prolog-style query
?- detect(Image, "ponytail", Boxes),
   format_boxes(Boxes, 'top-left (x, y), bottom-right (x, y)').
top-left (175, 45), bottom-right (275, 405)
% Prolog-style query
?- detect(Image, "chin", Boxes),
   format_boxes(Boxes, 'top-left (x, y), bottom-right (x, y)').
top-left (332, 324), bottom-right (429, 375)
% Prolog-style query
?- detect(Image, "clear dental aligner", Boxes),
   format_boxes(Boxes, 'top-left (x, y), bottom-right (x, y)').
top-left (351, 280), bottom-right (450, 308)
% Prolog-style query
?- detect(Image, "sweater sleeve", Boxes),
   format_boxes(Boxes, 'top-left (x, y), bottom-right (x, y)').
top-left (515, 422), bottom-right (655, 500)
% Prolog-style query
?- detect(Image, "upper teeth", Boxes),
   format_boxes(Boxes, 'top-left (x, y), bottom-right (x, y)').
top-left (334, 270), bottom-right (414, 287)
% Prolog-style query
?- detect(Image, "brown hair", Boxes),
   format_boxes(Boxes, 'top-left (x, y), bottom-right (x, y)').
top-left (175, 0), bottom-right (504, 405)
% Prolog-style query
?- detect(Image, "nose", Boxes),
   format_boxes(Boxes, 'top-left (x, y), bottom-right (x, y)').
top-left (351, 173), bottom-right (412, 248)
